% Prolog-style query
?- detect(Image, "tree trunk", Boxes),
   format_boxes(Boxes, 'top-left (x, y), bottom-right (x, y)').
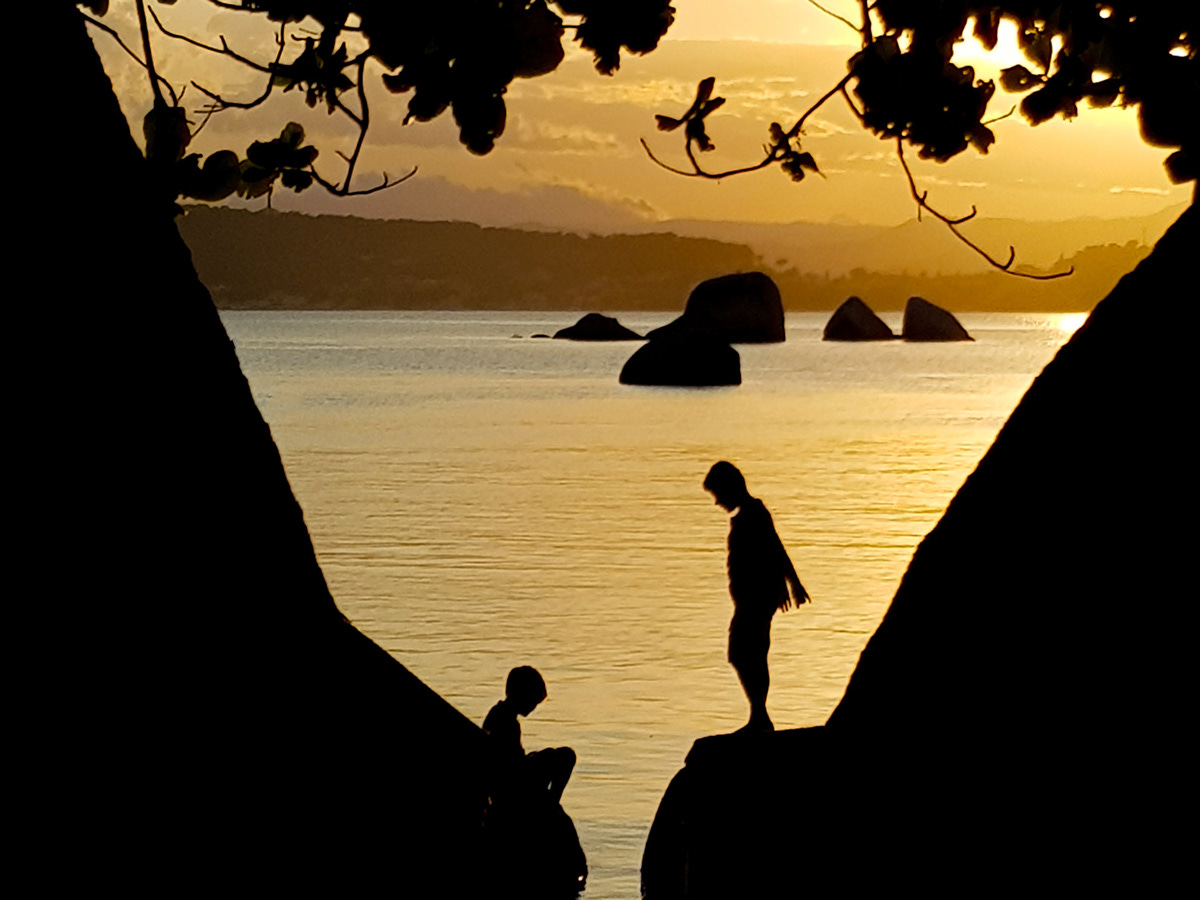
top-left (30, 6), bottom-right (484, 885)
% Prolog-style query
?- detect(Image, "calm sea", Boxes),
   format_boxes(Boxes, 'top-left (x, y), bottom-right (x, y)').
top-left (221, 310), bottom-right (1081, 897)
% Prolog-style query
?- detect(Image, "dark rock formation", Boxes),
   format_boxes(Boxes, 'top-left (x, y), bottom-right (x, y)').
top-left (647, 272), bottom-right (785, 344)
top-left (901, 295), bottom-right (973, 341)
top-left (642, 730), bottom-right (829, 899)
top-left (642, 206), bottom-right (1197, 894)
top-left (47, 10), bottom-right (570, 892)
top-left (822, 296), bottom-right (896, 341)
top-left (619, 333), bottom-right (741, 386)
top-left (485, 801), bottom-right (588, 899)
top-left (553, 312), bottom-right (642, 340)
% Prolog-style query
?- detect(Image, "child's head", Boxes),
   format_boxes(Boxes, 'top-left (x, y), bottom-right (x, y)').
top-left (506, 666), bottom-right (548, 716)
top-left (704, 461), bottom-right (748, 511)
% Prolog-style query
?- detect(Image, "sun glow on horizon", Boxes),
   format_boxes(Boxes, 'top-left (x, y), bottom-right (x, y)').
top-left (1057, 312), bottom-right (1089, 335)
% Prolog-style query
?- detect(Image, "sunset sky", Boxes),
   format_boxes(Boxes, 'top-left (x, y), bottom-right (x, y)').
top-left (93, 1), bottom-right (1190, 230)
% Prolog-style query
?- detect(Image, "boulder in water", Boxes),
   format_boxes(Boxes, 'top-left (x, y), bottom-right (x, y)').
top-left (619, 333), bottom-right (741, 387)
top-left (901, 296), bottom-right (972, 341)
top-left (647, 272), bottom-right (785, 344)
top-left (823, 296), bottom-right (896, 341)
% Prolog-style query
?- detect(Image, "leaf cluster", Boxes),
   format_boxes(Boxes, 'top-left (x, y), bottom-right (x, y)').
top-left (225, 1), bottom-right (675, 155)
top-left (654, 76), bottom-right (724, 151)
top-left (145, 107), bottom-right (320, 203)
top-left (861, 1), bottom-right (1197, 181)
top-left (271, 34), bottom-right (355, 112)
top-left (850, 33), bottom-right (996, 162)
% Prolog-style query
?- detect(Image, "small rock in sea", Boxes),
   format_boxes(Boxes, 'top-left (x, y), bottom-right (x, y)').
top-left (553, 313), bottom-right (643, 341)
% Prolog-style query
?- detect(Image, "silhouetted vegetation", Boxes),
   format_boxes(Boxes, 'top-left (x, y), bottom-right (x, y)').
top-left (647, 1), bottom-right (1195, 274)
top-left (81, 0), bottom-right (673, 206)
top-left (53, 1), bottom-right (678, 890)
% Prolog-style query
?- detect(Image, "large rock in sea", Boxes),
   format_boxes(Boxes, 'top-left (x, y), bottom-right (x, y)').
top-left (901, 295), bottom-right (973, 341)
top-left (553, 312), bottom-right (642, 341)
top-left (619, 333), bottom-right (741, 386)
top-left (647, 272), bottom-right (785, 344)
top-left (822, 296), bottom-right (896, 341)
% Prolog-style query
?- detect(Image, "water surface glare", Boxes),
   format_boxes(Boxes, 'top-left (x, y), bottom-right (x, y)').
top-left (222, 310), bottom-right (1077, 897)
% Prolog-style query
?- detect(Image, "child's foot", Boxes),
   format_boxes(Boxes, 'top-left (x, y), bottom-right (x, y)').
top-left (736, 717), bottom-right (775, 734)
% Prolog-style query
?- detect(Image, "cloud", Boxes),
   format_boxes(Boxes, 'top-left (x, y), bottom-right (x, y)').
top-left (1108, 186), bottom-right (1172, 196)
top-left (259, 173), bottom-right (664, 233)
top-left (510, 117), bottom-right (626, 156)
top-left (512, 77), bottom-right (697, 109)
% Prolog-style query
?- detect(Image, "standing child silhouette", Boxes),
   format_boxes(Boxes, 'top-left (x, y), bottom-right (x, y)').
top-left (704, 461), bottom-right (810, 732)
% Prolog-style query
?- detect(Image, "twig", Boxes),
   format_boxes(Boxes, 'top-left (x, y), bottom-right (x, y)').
top-left (151, 6), bottom-right (274, 74)
top-left (642, 73), bottom-right (853, 180)
top-left (339, 57), bottom-right (371, 188)
top-left (786, 73), bottom-right (853, 139)
top-left (309, 166), bottom-right (419, 197)
top-left (82, 12), bottom-right (178, 105)
top-left (640, 139), bottom-right (776, 179)
top-left (895, 139), bottom-right (1073, 280)
top-left (805, 0), bottom-right (860, 35)
top-left (188, 21), bottom-right (288, 113)
top-left (982, 105), bottom-right (1017, 126)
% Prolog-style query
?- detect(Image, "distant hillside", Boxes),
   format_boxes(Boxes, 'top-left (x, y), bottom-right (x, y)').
top-left (776, 240), bottom-right (1154, 311)
top-left (180, 207), bottom-right (761, 311)
top-left (179, 207), bottom-right (1163, 313)
top-left (649, 205), bottom-right (1184, 276)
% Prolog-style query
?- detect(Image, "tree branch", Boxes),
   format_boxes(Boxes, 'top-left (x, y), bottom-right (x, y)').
top-left (151, 6), bottom-right (275, 74)
top-left (805, 0), bottom-right (860, 35)
top-left (895, 139), bottom-right (1073, 280)
top-left (135, 0), bottom-right (168, 108)
top-left (641, 73), bottom-right (852, 180)
top-left (82, 12), bottom-right (178, 105)
top-left (337, 57), bottom-right (371, 189)
top-left (309, 166), bottom-right (419, 197)
top-left (188, 20), bottom-right (288, 113)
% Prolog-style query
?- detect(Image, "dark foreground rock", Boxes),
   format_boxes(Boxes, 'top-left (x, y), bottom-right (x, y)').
top-left (642, 730), bottom-right (828, 899)
top-left (619, 333), bottom-right (741, 386)
top-left (648, 272), bottom-right (785, 344)
top-left (901, 295), bottom-right (973, 341)
top-left (485, 800), bottom-right (588, 899)
top-left (643, 207), bottom-right (1197, 894)
top-left (553, 312), bottom-right (642, 341)
top-left (822, 296), bottom-right (896, 341)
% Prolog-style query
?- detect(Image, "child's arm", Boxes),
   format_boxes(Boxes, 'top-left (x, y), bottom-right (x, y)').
top-left (779, 544), bottom-right (810, 610)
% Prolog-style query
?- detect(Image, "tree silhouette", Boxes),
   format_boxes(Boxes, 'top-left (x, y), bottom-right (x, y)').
top-left (34, 1), bottom-right (1196, 891)
top-left (82, 0), bottom-right (673, 205)
top-left (645, 1), bottom-right (1196, 274)
top-left (39, 1), bottom-right (670, 891)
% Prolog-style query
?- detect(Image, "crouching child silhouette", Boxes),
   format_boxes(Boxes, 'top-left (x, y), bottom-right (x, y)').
top-left (704, 461), bottom-right (810, 733)
top-left (484, 666), bottom-right (575, 805)
top-left (481, 666), bottom-right (585, 896)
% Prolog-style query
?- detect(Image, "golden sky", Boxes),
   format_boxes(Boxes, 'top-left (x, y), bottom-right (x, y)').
top-left (93, 1), bottom-right (1190, 229)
